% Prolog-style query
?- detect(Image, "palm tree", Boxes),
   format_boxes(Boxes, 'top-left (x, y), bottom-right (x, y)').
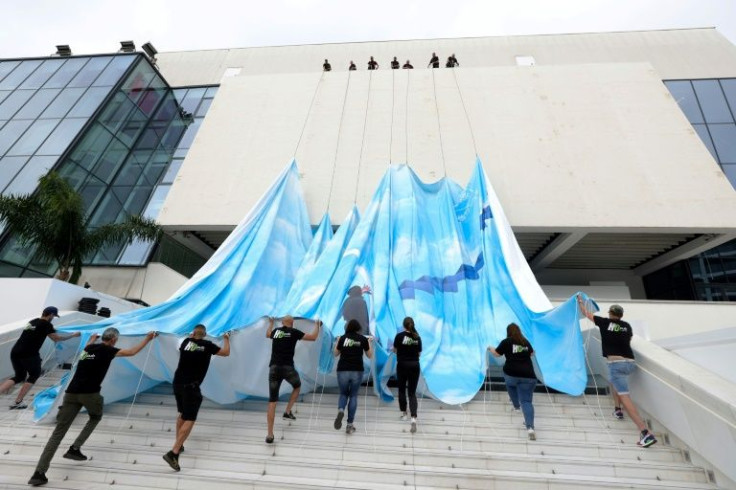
top-left (0, 172), bottom-right (162, 284)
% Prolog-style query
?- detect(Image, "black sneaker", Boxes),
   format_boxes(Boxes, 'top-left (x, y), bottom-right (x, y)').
top-left (334, 411), bottom-right (344, 430)
top-left (265, 435), bottom-right (274, 444)
top-left (283, 411), bottom-right (296, 420)
top-left (9, 401), bottom-right (27, 410)
top-left (28, 471), bottom-right (48, 486)
top-left (163, 451), bottom-right (180, 471)
top-left (63, 446), bottom-right (87, 461)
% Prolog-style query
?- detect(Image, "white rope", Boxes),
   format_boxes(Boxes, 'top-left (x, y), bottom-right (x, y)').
top-left (450, 68), bottom-right (479, 157)
top-left (405, 70), bottom-right (410, 165)
top-left (110, 335), bottom-right (155, 445)
top-left (292, 71), bottom-right (325, 158)
top-left (326, 71), bottom-right (352, 214)
top-left (430, 69), bottom-right (448, 178)
top-left (354, 70), bottom-right (374, 204)
top-left (389, 70), bottom-right (396, 165)
top-left (299, 343), bottom-right (326, 450)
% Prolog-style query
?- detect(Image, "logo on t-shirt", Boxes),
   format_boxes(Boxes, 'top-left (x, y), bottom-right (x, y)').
top-left (273, 330), bottom-right (292, 339)
top-left (402, 336), bottom-right (419, 346)
top-left (79, 351), bottom-right (96, 361)
top-left (23, 323), bottom-right (35, 331)
top-left (607, 323), bottom-right (628, 333)
top-left (343, 338), bottom-right (361, 348)
top-left (184, 342), bottom-right (206, 352)
top-left (512, 344), bottom-right (529, 354)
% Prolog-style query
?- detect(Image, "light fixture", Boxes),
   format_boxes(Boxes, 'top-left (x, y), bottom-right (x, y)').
top-left (141, 42), bottom-right (158, 59)
top-left (119, 40), bottom-right (136, 53)
top-left (55, 45), bottom-right (72, 57)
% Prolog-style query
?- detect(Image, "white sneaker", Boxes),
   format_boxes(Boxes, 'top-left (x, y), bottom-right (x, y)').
top-left (527, 428), bottom-right (536, 441)
top-left (399, 413), bottom-right (408, 421)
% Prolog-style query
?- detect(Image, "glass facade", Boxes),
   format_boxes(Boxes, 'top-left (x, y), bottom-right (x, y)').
top-left (0, 54), bottom-right (216, 277)
top-left (645, 80), bottom-right (736, 301)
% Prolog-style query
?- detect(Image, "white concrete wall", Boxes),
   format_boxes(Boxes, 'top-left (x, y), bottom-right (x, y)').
top-left (156, 28), bottom-right (736, 86)
top-left (159, 62), bottom-right (736, 231)
top-left (78, 263), bottom-right (188, 306)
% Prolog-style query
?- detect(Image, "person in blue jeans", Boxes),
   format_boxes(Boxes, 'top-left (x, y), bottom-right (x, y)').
top-left (489, 323), bottom-right (538, 440)
top-left (333, 319), bottom-right (372, 434)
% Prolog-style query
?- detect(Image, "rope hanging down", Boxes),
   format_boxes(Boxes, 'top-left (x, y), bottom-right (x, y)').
top-left (430, 69), bottom-right (448, 178)
top-left (291, 71), bottom-right (325, 159)
top-left (354, 70), bottom-right (374, 205)
top-left (405, 70), bottom-right (410, 166)
top-left (389, 70), bottom-right (396, 165)
top-left (326, 71), bottom-right (353, 214)
top-left (450, 69), bottom-right (479, 157)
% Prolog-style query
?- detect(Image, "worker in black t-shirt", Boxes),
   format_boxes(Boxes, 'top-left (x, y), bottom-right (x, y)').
top-left (163, 324), bottom-right (230, 472)
top-left (428, 52), bottom-right (440, 68)
top-left (402, 60), bottom-right (414, 69)
top-left (367, 56), bottom-right (379, 70)
top-left (489, 323), bottom-right (537, 440)
top-left (323, 59), bottom-right (332, 72)
top-left (391, 57), bottom-right (400, 69)
top-left (333, 319), bottom-right (372, 434)
top-left (349, 61), bottom-right (357, 71)
top-left (0, 306), bottom-right (80, 410)
top-left (392, 316), bottom-right (422, 434)
top-left (265, 315), bottom-right (321, 444)
top-left (446, 53), bottom-right (459, 68)
top-left (578, 296), bottom-right (657, 448)
top-left (28, 328), bottom-right (156, 487)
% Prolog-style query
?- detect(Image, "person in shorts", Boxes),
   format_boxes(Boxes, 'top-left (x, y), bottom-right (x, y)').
top-left (0, 306), bottom-right (80, 410)
top-left (578, 296), bottom-right (657, 448)
top-left (265, 315), bottom-right (321, 443)
top-left (28, 328), bottom-right (156, 487)
top-left (163, 324), bottom-right (230, 471)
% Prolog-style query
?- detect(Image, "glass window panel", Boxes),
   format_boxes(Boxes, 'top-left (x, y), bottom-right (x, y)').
top-left (0, 120), bottom-right (33, 155)
top-left (68, 56), bottom-right (112, 87)
top-left (708, 124), bottom-right (736, 163)
top-left (93, 55), bottom-right (135, 87)
top-left (0, 61), bottom-right (22, 82)
top-left (665, 81), bottom-right (703, 124)
top-left (177, 118), bottom-right (202, 149)
top-left (161, 120), bottom-right (186, 151)
top-left (0, 156), bottom-right (29, 194)
top-left (69, 124), bottom-right (113, 171)
top-left (3, 156), bottom-right (56, 196)
top-left (138, 87), bottom-right (164, 116)
top-left (137, 125), bottom-right (162, 151)
top-left (57, 161), bottom-right (90, 190)
top-left (142, 184), bottom-right (170, 219)
top-left (19, 59), bottom-right (66, 89)
top-left (180, 87), bottom-right (206, 114)
top-left (36, 118), bottom-right (87, 156)
top-left (153, 97), bottom-right (178, 122)
top-left (92, 139), bottom-right (129, 183)
top-left (721, 80), bottom-right (736, 116)
top-left (14, 88), bottom-right (62, 119)
top-left (195, 97), bottom-right (213, 117)
top-left (0, 90), bottom-right (34, 119)
top-left (122, 62), bottom-right (156, 103)
top-left (78, 178), bottom-right (107, 213)
top-left (204, 86), bottom-right (219, 98)
top-left (67, 86), bottom-right (111, 117)
top-left (121, 185), bottom-right (154, 215)
top-left (161, 158), bottom-right (183, 184)
top-left (0, 60), bottom-right (43, 90)
top-left (99, 92), bottom-right (136, 133)
top-left (172, 88), bottom-right (188, 104)
top-left (0, 261), bottom-right (25, 277)
top-left (43, 58), bottom-right (87, 88)
top-left (0, 90), bottom-right (11, 105)
top-left (117, 239), bottom-right (155, 266)
top-left (693, 124), bottom-right (718, 161)
top-left (722, 164), bottom-right (736, 190)
top-left (6, 119), bottom-right (60, 156)
top-left (40, 87), bottom-right (86, 118)
top-left (88, 192), bottom-right (124, 227)
top-left (113, 150), bottom-right (151, 186)
top-left (118, 108), bottom-right (148, 147)
top-left (692, 80), bottom-right (733, 123)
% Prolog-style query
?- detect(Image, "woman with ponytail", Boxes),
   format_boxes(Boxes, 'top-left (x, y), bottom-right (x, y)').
top-left (392, 316), bottom-right (422, 433)
top-left (489, 323), bottom-right (538, 440)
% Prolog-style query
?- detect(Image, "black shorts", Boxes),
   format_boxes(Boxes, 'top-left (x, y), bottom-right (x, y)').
top-left (10, 354), bottom-right (42, 384)
top-left (173, 383), bottom-right (203, 421)
top-left (268, 365), bottom-right (301, 402)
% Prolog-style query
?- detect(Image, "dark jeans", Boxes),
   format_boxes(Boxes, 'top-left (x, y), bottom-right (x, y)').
top-left (337, 371), bottom-right (362, 423)
top-left (35, 392), bottom-right (104, 473)
top-left (503, 374), bottom-right (536, 429)
top-left (268, 365), bottom-right (301, 402)
top-left (397, 361), bottom-right (420, 418)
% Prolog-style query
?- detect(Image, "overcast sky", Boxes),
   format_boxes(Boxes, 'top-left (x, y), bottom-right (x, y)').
top-left (1, 0), bottom-right (735, 58)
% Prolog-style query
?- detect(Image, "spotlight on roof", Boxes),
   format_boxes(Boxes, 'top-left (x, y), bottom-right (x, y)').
top-left (119, 40), bottom-right (136, 53)
top-left (55, 45), bottom-right (72, 57)
top-left (141, 42), bottom-right (158, 59)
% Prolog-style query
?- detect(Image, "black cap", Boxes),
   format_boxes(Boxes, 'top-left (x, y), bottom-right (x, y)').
top-left (609, 304), bottom-right (624, 317)
top-left (43, 306), bottom-right (60, 318)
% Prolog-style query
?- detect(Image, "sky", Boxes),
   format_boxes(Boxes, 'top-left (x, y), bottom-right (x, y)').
top-left (1, 0), bottom-right (735, 58)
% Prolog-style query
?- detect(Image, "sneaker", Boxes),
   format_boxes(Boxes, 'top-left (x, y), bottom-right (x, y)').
top-left (613, 407), bottom-right (624, 420)
top-left (527, 428), bottom-right (536, 441)
top-left (63, 446), bottom-right (87, 461)
top-left (334, 410), bottom-right (344, 430)
top-left (163, 450), bottom-right (180, 471)
top-left (637, 431), bottom-right (657, 448)
top-left (410, 421), bottom-right (417, 434)
top-left (399, 413), bottom-right (408, 421)
top-left (512, 407), bottom-right (520, 413)
top-left (28, 471), bottom-right (48, 486)
top-left (346, 424), bottom-right (356, 434)
top-left (9, 401), bottom-right (27, 410)
top-left (283, 411), bottom-right (296, 420)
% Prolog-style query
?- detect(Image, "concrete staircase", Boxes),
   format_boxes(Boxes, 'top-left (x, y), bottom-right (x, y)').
top-left (0, 369), bottom-right (721, 489)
